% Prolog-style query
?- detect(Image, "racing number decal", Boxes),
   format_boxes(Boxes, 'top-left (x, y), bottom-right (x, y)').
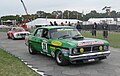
top-left (42, 40), bottom-right (48, 53)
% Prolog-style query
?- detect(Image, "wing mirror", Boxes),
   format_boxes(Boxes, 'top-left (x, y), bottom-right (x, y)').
top-left (28, 33), bottom-right (31, 35)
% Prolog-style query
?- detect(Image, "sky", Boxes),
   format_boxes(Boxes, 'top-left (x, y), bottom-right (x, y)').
top-left (0, 0), bottom-right (120, 17)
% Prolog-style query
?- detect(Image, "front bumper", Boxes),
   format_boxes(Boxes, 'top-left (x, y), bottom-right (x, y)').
top-left (69, 51), bottom-right (110, 61)
top-left (14, 34), bottom-right (28, 39)
top-left (14, 32), bottom-right (30, 39)
top-left (14, 36), bottom-right (25, 39)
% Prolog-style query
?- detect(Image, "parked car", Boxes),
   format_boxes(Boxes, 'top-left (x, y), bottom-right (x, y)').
top-left (25, 26), bottom-right (110, 66)
top-left (7, 27), bottom-right (30, 40)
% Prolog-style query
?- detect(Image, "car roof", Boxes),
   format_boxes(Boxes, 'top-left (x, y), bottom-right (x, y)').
top-left (37, 26), bottom-right (74, 30)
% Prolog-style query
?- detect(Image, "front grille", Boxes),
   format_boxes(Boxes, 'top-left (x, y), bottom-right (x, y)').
top-left (72, 45), bottom-right (105, 55)
top-left (20, 33), bottom-right (26, 36)
top-left (93, 45), bottom-right (104, 52)
top-left (19, 33), bottom-right (28, 38)
top-left (83, 47), bottom-right (91, 52)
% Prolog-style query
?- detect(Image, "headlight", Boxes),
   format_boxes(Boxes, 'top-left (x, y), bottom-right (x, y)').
top-left (80, 48), bottom-right (84, 53)
top-left (104, 45), bottom-right (108, 50)
top-left (99, 46), bottom-right (103, 51)
top-left (72, 48), bottom-right (78, 54)
top-left (16, 34), bottom-right (19, 36)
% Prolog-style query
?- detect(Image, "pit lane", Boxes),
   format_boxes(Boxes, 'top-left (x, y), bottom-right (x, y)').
top-left (0, 32), bottom-right (120, 76)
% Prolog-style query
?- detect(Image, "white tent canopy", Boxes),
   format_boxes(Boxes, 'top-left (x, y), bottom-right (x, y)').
top-left (26, 18), bottom-right (50, 26)
top-left (26, 18), bottom-right (82, 28)
top-left (88, 18), bottom-right (117, 24)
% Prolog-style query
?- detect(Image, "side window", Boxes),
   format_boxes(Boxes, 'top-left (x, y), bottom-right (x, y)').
top-left (41, 29), bottom-right (49, 38)
top-left (34, 29), bottom-right (43, 37)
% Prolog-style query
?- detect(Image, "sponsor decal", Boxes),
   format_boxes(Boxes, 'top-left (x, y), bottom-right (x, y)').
top-left (63, 53), bottom-right (69, 56)
top-left (51, 41), bottom-right (62, 46)
top-left (62, 49), bottom-right (69, 56)
top-left (50, 46), bottom-right (56, 51)
top-left (62, 49), bottom-right (69, 52)
top-left (78, 41), bottom-right (104, 46)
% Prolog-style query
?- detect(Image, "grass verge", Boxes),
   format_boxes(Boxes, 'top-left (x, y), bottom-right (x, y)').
top-left (81, 31), bottom-right (120, 48)
top-left (0, 28), bottom-right (8, 32)
top-left (0, 48), bottom-right (39, 76)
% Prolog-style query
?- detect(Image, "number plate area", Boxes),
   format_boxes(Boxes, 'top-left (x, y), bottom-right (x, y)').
top-left (88, 59), bottom-right (95, 62)
top-left (83, 58), bottom-right (99, 63)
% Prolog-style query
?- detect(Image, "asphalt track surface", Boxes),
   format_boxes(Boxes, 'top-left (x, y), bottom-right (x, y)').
top-left (0, 32), bottom-right (120, 76)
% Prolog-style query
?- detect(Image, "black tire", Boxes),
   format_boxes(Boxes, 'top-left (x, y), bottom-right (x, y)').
top-left (7, 34), bottom-right (10, 39)
top-left (28, 44), bottom-right (37, 55)
top-left (55, 51), bottom-right (69, 66)
top-left (11, 35), bottom-right (15, 40)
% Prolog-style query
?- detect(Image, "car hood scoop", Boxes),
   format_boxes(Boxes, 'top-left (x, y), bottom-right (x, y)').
top-left (72, 36), bottom-right (84, 40)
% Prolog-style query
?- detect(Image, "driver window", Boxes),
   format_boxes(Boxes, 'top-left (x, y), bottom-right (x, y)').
top-left (41, 29), bottom-right (49, 38)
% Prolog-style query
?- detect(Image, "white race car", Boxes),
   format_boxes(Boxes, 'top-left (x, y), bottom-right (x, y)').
top-left (7, 27), bottom-right (30, 40)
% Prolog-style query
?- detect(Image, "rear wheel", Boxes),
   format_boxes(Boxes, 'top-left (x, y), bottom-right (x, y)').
top-left (28, 44), bottom-right (37, 55)
top-left (55, 51), bottom-right (69, 66)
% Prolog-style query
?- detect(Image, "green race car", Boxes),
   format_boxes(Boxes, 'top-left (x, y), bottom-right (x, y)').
top-left (25, 26), bottom-right (110, 66)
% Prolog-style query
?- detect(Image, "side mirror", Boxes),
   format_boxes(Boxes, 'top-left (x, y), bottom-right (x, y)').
top-left (29, 33), bottom-right (31, 35)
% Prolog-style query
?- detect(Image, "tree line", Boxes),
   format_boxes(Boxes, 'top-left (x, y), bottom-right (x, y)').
top-left (1, 10), bottom-right (120, 24)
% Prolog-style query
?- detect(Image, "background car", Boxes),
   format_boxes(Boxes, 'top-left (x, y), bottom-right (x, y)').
top-left (0, 25), bottom-right (10, 29)
top-left (26, 26), bottom-right (110, 66)
top-left (7, 27), bottom-right (30, 40)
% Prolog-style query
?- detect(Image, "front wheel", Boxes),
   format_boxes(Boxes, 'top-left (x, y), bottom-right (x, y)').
top-left (55, 51), bottom-right (69, 66)
top-left (11, 35), bottom-right (15, 40)
top-left (28, 44), bottom-right (37, 55)
top-left (7, 34), bottom-right (10, 39)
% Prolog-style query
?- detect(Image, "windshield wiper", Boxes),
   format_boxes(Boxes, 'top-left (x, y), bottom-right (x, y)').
top-left (58, 35), bottom-right (70, 39)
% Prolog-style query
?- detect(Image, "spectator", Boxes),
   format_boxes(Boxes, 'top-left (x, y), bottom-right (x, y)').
top-left (68, 22), bottom-right (72, 26)
top-left (50, 21), bottom-right (53, 26)
top-left (65, 21), bottom-right (67, 25)
top-left (54, 21), bottom-right (58, 26)
top-left (61, 22), bottom-right (64, 26)
top-left (76, 21), bottom-right (82, 32)
top-left (102, 22), bottom-right (109, 39)
top-left (92, 22), bottom-right (97, 37)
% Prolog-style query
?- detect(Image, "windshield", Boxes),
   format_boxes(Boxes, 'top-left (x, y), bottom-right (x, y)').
top-left (50, 28), bottom-right (82, 38)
